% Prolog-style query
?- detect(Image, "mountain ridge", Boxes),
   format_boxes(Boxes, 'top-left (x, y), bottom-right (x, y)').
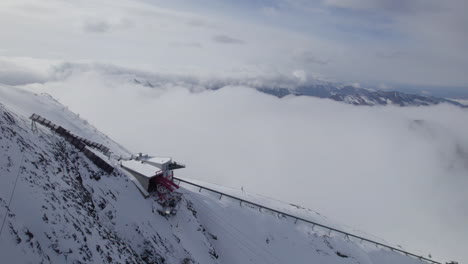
top-left (255, 84), bottom-right (466, 107)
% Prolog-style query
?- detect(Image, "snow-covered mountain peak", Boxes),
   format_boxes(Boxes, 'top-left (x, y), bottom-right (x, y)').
top-left (0, 86), bottom-right (440, 264)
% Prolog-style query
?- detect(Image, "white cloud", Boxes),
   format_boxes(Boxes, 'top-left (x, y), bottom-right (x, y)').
top-left (292, 50), bottom-right (330, 66)
top-left (0, 56), bottom-right (56, 85)
top-left (292, 70), bottom-right (307, 83)
top-left (212, 34), bottom-right (244, 44)
top-left (83, 19), bottom-right (111, 33)
top-left (0, 0), bottom-right (466, 87)
top-left (421, 90), bottom-right (431, 96)
top-left (377, 83), bottom-right (391, 90)
top-left (323, 0), bottom-right (417, 12)
top-left (82, 17), bottom-right (134, 33)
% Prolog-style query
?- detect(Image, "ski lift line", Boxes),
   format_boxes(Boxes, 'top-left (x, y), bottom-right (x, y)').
top-left (0, 152), bottom-right (25, 240)
top-left (174, 177), bottom-right (442, 264)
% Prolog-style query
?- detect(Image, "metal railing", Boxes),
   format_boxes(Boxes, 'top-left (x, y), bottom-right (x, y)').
top-left (174, 177), bottom-right (442, 264)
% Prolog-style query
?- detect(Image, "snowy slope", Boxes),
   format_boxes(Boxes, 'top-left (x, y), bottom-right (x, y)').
top-left (179, 183), bottom-right (426, 264)
top-left (0, 85), bottom-right (430, 264)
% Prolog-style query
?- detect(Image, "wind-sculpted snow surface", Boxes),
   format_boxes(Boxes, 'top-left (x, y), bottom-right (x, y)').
top-left (0, 86), bottom-right (427, 263)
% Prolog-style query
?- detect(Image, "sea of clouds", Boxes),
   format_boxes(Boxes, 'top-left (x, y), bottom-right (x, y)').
top-left (3, 59), bottom-right (467, 263)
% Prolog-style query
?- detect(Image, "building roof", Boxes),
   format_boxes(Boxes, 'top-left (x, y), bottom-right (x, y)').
top-left (121, 160), bottom-right (160, 178)
top-left (141, 157), bottom-right (172, 169)
top-left (146, 157), bottom-right (171, 165)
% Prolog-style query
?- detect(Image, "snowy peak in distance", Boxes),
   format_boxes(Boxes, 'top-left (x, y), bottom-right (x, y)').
top-left (256, 84), bottom-right (466, 107)
top-left (129, 72), bottom-right (465, 107)
top-left (13, 60), bottom-right (460, 108)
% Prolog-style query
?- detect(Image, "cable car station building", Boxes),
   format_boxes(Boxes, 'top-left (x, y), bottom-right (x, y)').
top-left (121, 155), bottom-right (185, 199)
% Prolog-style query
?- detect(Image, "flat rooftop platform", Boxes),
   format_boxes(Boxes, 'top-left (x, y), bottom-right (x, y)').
top-left (121, 160), bottom-right (160, 178)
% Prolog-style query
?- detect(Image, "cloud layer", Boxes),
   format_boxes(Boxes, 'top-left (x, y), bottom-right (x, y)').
top-left (18, 64), bottom-right (468, 263)
top-left (0, 0), bottom-right (467, 88)
top-left (212, 34), bottom-right (244, 44)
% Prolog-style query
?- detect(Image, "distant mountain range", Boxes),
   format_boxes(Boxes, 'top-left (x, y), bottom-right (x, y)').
top-left (134, 74), bottom-right (467, 107)
top-left (255, 85), bottom-right (466, 107)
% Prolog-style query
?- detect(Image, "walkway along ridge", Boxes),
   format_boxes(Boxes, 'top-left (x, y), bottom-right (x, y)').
top-left (30, 114), bottom-right (114, 173)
